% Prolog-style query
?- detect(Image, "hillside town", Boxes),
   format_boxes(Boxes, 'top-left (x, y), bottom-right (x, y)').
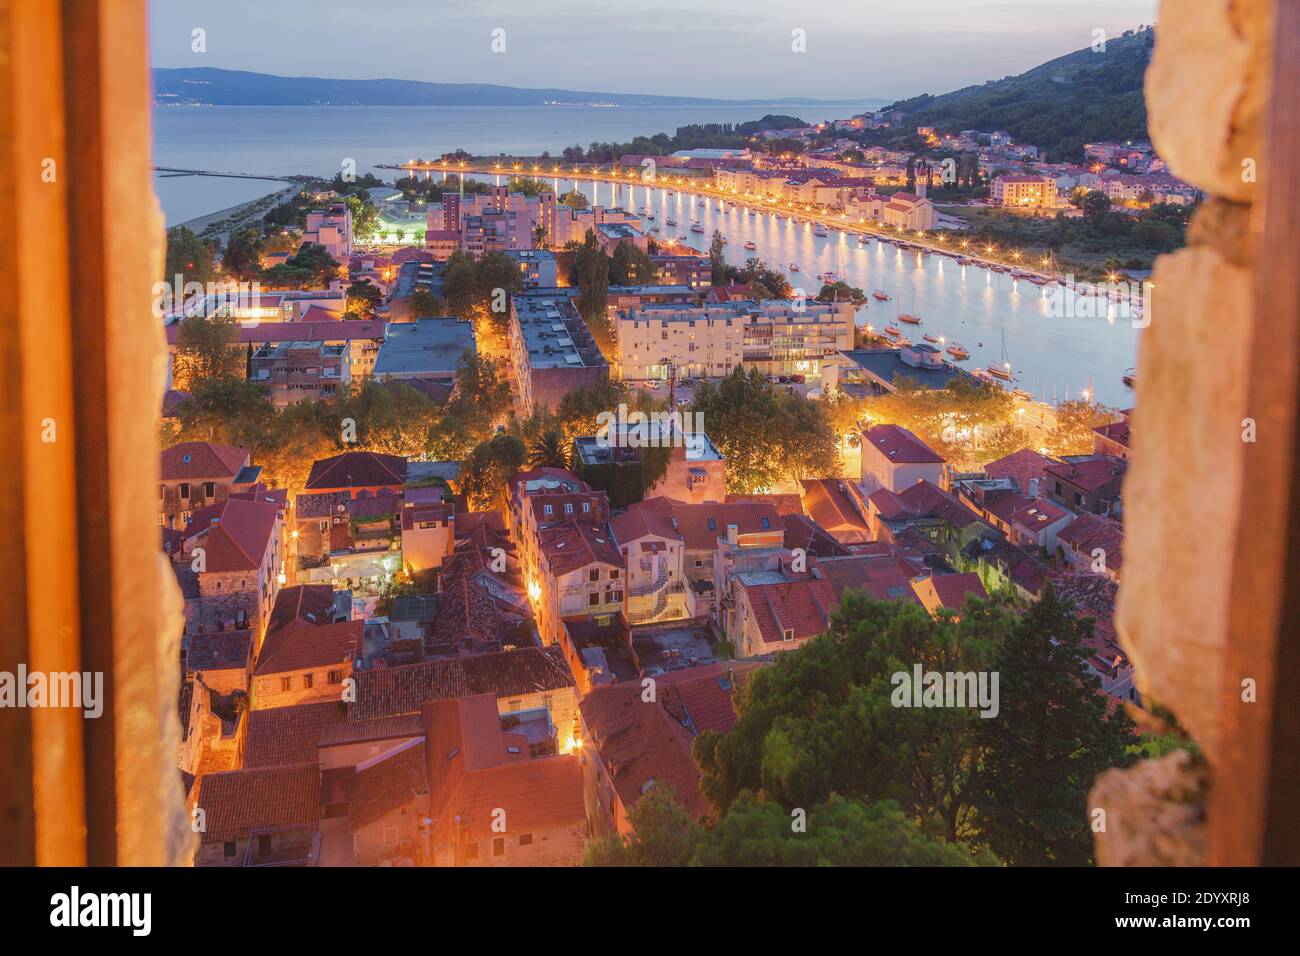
top-left (164, 158), bottom-right (1141, 865)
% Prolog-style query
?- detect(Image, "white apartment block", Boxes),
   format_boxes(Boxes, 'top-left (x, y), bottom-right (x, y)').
top-left (614, 299), bottom-right (855, 382)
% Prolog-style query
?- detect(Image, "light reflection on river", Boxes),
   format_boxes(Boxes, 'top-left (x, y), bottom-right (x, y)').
top-left (555, 178), bottom-right (1142, 407)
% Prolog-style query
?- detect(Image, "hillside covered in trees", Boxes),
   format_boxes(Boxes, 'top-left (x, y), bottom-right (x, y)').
top-left (880, 26), bottom-right (1155, 162)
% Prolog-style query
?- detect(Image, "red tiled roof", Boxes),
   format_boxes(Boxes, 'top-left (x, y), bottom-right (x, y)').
top-left (539, 520), bottom-right (622, 577)
top-left (657, 662), bottom-right (764, 735)
top-left (863, 424), bottom-right (945, 464)
top-left (306, 451), bottom-right (407, 491)
top-left (609, 507), bottom-right (681, 545)
top-left (424, 695), bottom-right (584, 839)
top-left (799, 479), bottom-right (870, 542)
top-left (349, 738), bottom-right (428, 830)
top-left (816, 551), bottom-right (925, 605)
top-left (982, 491), bottom-right (1070, 530)
top-left (644, 499), bottom-right (781, 551)
top-left (1093, 419), bottom-right (1132, 450)
top-left (254, 618), bottom-right (360, 677)
top-left (918, 572), bottom-right (988, 609)
top-left (983, 448), bottom-right (1060, 493)
top-left (578, 683), bottom-right (711, 820)
top-left (164, 319), bottom-right (385, 347)
top-left (162, 441), bottom-right (249, 480)
top-left (724, 493), bottom-right (805, 517)
top-left (194, 763), bottom-right (321, 843)
top-left (739, 573), bottom-right (838, 645)
top-left (1044, 456), bottom-right (1127, 493)
top-left (184, 497), bottom-right (280, 573)
top-left (1056, 512), bottom-right (1124, 571)
top-left (349, 646), bottom-right (574, 722)
top-left (871, 480), bottom-right (978, 529)
top-left (243, 701), bottom-right (346, 768)
top-left (267, 585), bottom-right (338, 635)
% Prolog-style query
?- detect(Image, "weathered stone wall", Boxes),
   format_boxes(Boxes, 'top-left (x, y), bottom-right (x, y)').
top-left (1093, 0), bottom-right (1274, 865)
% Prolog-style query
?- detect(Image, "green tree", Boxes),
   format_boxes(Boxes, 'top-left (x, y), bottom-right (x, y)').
top-left (1046, 400), bottom-right (1112, 456)
top-left (164, 226), bottom-right (215, 287)
top-left (1081, 190), bottom-right (1112, 225)
top-left (171, 314), bottom-right (243, 388)
top-left (459, 432), bottom-right (527, 512)
top-left (345, 278), bottom-right (383, 318)
top-left (582, 785), bottom-right (700, 867)
top-left (974, 582), bottom-right (1138, 865)
top-left (708, 229), bottom-right (728, 285)
top-left (221, 227), bottom-right (265, 282)
top-left (527, 429), bottom-right (570, 469)
top-left (609, 242), bottom-right (656, 285)
top-left (409, 288), bottom-right (447, 318)
top-left (573, 230), bottom-right (611, 350)
top-left (560, 190), bottom-right (589, 211)
top-left (343, 194), bottom-right (381, 242)
top-left (695, 592), bottom-right (1015, 845)
top-left (692, 793), bottom-right (996, 867)
top-left (691, 368), bottom-right (786, 493)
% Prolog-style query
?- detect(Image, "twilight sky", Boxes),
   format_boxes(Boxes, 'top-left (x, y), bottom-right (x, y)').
top-left (149, 0), bottom-right (1160, 101)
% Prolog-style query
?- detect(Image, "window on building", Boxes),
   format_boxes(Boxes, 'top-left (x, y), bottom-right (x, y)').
top-left (519, 833), bottom-right (533, 846)
top-left (203, 481), bottom-right (215, 498)
top-left (302, 673), bottom-right (313, 689)
top-left (328, 670), bottom-right (343, 684)
top-left (464, 843), bottom-right (479, 860)
top-left (223, 841), bottom-right (236, 858)
top-left (588, 568), bottom-right (600, 582)
top-left (179, 483), bottom-right (190, 499)
top-left (783, 628), bottom-right (795, 642)
top-left (493, 837), bottom-right (506, 856)
top-left (280, 676), bottom-right (292, 692)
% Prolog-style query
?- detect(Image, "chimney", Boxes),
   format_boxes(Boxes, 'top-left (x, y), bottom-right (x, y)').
top-left (1027, 477), bottom-right (1040, 499)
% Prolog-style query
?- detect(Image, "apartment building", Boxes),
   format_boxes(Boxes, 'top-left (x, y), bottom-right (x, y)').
top-left (614, 298), bottom-right (854, 381)
top-left (302, 203), bottom-right (353, 261)
top-left (991, 174), bottom-right (1058, 208)
top-left (508, 290), bottom-right (609, 417)
top-left (249, 340), bottom-right (351, 407)
top-left (159, 441), bottom-right (263, 529)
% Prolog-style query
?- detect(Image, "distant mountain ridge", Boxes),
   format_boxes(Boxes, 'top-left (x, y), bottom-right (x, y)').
top-left (882, 27), bottom-right (1155, 161)
top-left (152, 68), bottom-right (881, 109)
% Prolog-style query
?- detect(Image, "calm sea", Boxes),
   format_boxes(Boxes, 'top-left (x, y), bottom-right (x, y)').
top-left (151, 104), bottom-right (874, 224)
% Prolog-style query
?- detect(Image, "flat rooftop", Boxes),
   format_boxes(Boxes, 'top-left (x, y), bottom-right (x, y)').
top-left (512, 292), bottom-right (607, 371)
top-left (374, 317), bottom-right (475, 377)
top-left (839, 347), bottom-right (974, 391)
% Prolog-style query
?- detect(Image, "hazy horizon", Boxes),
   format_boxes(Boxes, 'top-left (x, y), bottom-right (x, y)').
top-left (149, 0), bottom-right (1159, 102)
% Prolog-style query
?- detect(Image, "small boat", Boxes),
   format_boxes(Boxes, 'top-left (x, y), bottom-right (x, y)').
top-left (884, 324), bottom-right (903, 336)
top-left (922, 333), bottom-right (940, 343)
top-left (813, 225), bottom-right (829, 237)
top-left (646, 212), bottom-right (656, 221)
top-left (987, 364), bottom-right (1012, 381)
top-left (1123, 368), bottom-right (1137, 388)
top-left (858, 235), bottom-right (871, 244)
top-left (743, 240), bottom-right (757, 251)
top-left (898, 313), bottom-right (922, 325)
top-left (1029, 275), bottom-right (1050, 285)
top-left (690, 224), bottom-right (704, 234)
top-left (1012, 389), bottom-right (1032, 401)
top-left (650, 227), bottom-right (660, 234)
top-left (894, 336), bottom-right (913, 347)
top-left (822, 272), bottom-right (839, 283)
top-left (665, 217), bottom-right (677, 226)
top-left (789, 263), bottom-right (800, 272)
top-left (698, 200), bottom-right (706, 207)
top-left (872, 290), bottom-right (891, 301)
top-left (946, 343), bottom-right (970, 359)
top-left (678, 235), bottom-right (689, 241)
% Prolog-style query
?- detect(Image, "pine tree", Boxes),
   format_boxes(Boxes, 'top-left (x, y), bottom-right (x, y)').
top-left (974, 581), bottom-right (1138, 864)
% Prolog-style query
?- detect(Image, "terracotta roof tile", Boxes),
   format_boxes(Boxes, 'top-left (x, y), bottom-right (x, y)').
top-left (184, 497), bottom-right (280, 573)
top-left (244, 701), bottom-right (347, 768)
top-left (863, 424), bottom-right (945, 464)
top-left (194, 763), bottom-right (321, 843)
top-left (162, 441), bottom-right (250, 480)
top-left (254, 619), bottom-right (359, 676)
top-left (306, 451), bottom-right (407, 491)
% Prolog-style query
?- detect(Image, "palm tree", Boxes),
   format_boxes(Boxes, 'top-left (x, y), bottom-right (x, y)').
top-left (528, 429), bottom-right (569, 469)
